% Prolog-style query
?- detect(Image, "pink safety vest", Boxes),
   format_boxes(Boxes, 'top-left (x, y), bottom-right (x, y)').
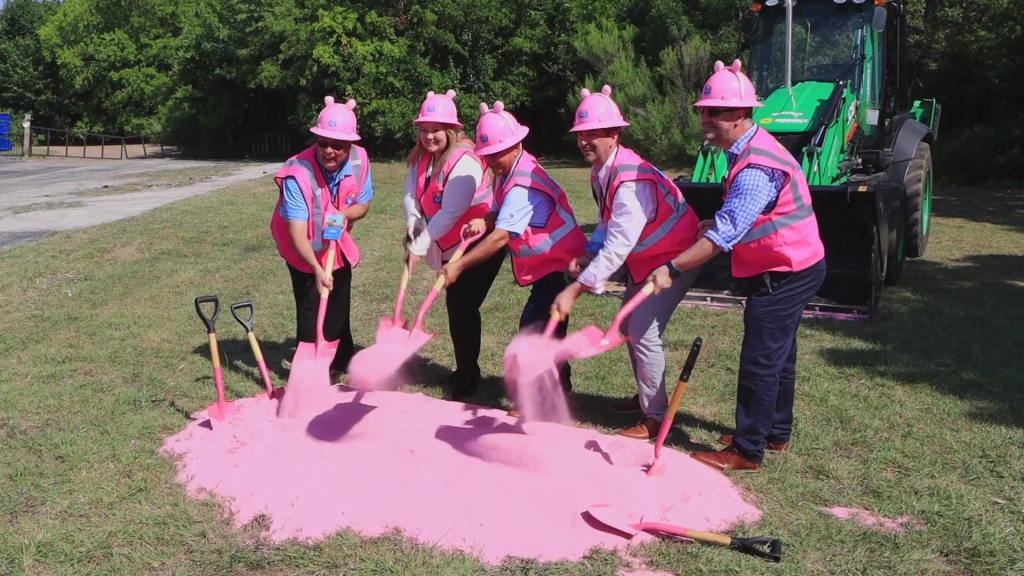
top-left (725, 127), bottom-right (826, 278)
top-left (494, 150), bottom-right (588, 286)
top-left (598, 146), bottom-right (700, 283)
top-left (270, 144), bottom-right (368, 273)
top-left (414, 140), bottom-right (494, 253)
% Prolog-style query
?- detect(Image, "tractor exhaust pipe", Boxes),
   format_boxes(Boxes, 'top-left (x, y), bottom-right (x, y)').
top-left (784, 0), bottom-right (793, 89)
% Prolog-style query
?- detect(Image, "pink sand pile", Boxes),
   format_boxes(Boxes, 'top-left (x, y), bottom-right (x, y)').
top-left (160, 386), bottom-right (762, 565)
top-left (823, 507), bottom-right (925, 534)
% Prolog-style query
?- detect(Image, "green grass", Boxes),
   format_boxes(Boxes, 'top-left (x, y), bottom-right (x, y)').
top-left (1, 162), bottom-right (1022, 575)
top-left (9, 200), bottom-right (86, 214)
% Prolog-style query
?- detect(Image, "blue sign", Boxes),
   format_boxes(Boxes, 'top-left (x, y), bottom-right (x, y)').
top-left (323, 214), bottom-right (344, 240)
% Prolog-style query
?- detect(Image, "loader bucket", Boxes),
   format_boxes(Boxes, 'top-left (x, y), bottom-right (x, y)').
top-left (676, 179), bottom-right (893, 320)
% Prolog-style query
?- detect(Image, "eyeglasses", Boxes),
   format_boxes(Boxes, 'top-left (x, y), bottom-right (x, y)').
top-left (317, 139), bottom-right (350, 151)
top-left (699, 107), bottom-right (731, 119)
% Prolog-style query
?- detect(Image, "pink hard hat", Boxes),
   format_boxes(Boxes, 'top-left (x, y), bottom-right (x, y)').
top-left (568, 85), bottom-right (631, 133)
top-left (694, 59), bottom-right (763, 108)
top-left (310, 96), bottom-right (361, 141)
top-left (474, 101), bottom-right (530, 156)
top-left (414, 89), bottom-right (462, 128)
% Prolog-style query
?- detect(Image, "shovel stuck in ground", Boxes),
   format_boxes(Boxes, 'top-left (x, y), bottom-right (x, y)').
top-left (194, 295), bottom-right (238, 423)
top-left (348, 229), bottom-right (484, 391)
top-left (560, 280), bottom-right (656, 361)
top-left (646, 336), bottom-right (702, 476)
top-left (230, 300), bottom-right (285, 401)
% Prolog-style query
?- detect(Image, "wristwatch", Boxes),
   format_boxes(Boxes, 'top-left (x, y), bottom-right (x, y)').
top-left (666, 260), bottom-right (683, 279)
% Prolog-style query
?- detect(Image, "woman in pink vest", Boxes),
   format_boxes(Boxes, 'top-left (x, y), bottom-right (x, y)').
top-left (648, 60), bottom-right (826, 472)
top-left (270, 96), bottom-right (375, 380)
top-left (550, 85), bottom-right (703, 440)
top-left (403, 90), bottom-right (503, 400)
top-left (439, 101), bottom-right (588, 411)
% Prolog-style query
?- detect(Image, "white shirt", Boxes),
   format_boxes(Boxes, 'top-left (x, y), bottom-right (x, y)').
top-left (403, 153), bottom-right (485, 271)
top-left (577, 146), bottom-right (659, 294)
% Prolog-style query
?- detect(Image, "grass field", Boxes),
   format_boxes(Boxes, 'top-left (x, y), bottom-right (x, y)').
top-left (0, 161), bottom-right (1022, 575)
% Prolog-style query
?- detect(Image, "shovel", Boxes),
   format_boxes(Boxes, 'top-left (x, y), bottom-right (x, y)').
top-left (585, 504), bottom-right (783, 563)
top-left (646, 336), bottom-right (702, 476)
top-left (194, 295), bottom-right (238, 422)
top-left (502, 311), bottom-right (571, 423)
top-left (277, 230), bottom-right (342, 418)
top-left (230, 300), bottom-right (285, 401)
top-left (560, 280), bottom-right (656, 361)
top-left (347, 229), bottom-right (484, 391)
top-left (374, 259), bottom-right (413, 345)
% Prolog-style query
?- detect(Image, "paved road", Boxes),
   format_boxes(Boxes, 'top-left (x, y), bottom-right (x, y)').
top-left (0, 157), bottom-right (280, 251)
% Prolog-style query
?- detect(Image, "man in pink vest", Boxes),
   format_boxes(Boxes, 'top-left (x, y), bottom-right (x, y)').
top-left (648, 60), bottom-right (826, 472)
top-left (440, 101), bottom-right (588, 407)
top-left (270, 96), bottom-right (374, 380)
top-left (551, 85), bottom-right (703, 440)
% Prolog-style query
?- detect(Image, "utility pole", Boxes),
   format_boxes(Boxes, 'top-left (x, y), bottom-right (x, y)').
top-left (22, 113), bottom-right (31, 159)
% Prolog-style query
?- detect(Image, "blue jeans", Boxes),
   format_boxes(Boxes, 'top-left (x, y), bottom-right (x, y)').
top-left (733, 258), bottom-right (826, 464)
top-left (518, 271), bottom-right (572, 389)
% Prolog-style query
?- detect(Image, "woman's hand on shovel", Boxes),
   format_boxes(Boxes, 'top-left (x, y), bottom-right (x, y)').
top-left (315, 265), bottom-right (334, 293)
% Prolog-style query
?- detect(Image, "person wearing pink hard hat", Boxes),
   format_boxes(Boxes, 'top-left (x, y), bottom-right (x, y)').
top-left (403, 89), bottom-right (503, 400)
top-left (270, 95), bottom-right (375, 380)
top-left (551, 85), bottom-right (703, 440)
top-left (440, 101), bottom-right (589, 410)
top-left (647, 59), bottom-right (826, 472)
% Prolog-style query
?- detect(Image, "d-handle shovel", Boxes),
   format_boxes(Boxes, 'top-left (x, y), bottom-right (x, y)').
top-left (585, 504), bottom-right (783, 563)
top-left (195, 296), bottom-right (238, 422)
top-left (230, 300), bottom-right (285, 400)
top-left (646, 336), bottom-right (702, 476)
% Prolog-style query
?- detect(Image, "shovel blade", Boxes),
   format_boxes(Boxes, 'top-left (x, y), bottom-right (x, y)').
top-left (276, 341), bottom-right (336, 419)
top-left (562, 326), bottom-right (627, 360)
top-left (375, 317), bottom-right (410, 343)
top-left (586, 504), bottom-right (641, 537)
top-left (206, 399), bottom-right (238, 422)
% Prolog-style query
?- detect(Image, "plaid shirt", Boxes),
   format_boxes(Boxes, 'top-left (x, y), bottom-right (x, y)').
top-left (704, 124), bottom-right (787, 252)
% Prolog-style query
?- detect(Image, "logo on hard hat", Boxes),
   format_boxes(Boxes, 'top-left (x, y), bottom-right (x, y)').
top-left (328, 120), bottom-right (337, 127)
top-left (480, 134), bottom-right (489, 143)
top-left (427, 106), bottom-right (436, 112)
top-left (579, 110), bottom-right (588, 119)
top-left (703, 85), bottom-right (713, 96)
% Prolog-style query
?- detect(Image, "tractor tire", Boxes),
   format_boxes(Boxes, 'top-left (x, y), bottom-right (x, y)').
top-left (884, 195), bottom-right (906, 287)
top-left (904, 141), bottom-right (933, 258)
top-left (870, 225), bottom-right (882, 318)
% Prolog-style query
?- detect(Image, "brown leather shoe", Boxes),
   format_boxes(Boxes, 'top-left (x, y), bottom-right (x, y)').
top-left (611, 394), bottom-right (641, 413)
top-left (719, 434), bottom-right (789, 452)
top-left (691, 445), bottom-right (761, 472)
top-left (617, 417), bottom-right (661, 440)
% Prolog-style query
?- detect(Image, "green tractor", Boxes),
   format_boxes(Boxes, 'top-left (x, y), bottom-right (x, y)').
top-left (676, 0), bottom-right (940, 319)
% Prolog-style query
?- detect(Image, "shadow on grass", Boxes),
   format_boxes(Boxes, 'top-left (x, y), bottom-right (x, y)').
top-left (191, 338), bottom-right (365, 392)
top-left (804, 253), bottom-right (1024, 429)
top-left (933, 186), bottom-right (1024, 230)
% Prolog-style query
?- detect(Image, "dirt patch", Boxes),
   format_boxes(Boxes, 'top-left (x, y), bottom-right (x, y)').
top-left (74, 165), bottom-right (240, 197)
top-left (10, 200), bottom-right (86, 214)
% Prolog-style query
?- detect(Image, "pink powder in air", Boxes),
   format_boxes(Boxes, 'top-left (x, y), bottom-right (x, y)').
top-left (160, 386), bottom-right (762, 565)
top-left (503, 331), bottom-right (571, 424)
top-left (823, 507), bottom-right (925, 534)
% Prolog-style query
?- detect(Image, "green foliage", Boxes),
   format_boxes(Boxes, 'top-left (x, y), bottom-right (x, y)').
top-left (570, 19), bottom-right (709, 167)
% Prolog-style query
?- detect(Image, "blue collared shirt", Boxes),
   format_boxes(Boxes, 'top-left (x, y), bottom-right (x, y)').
top-left (493, 151), bottom-right (556, 236)
top-left (704, 124), bottom-right (787, 251)
top-left (283, 151), bottom-right (374, 221)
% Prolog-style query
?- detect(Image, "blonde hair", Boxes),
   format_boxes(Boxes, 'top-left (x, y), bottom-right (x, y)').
top-left (405, 125), bottom-right (472, 169)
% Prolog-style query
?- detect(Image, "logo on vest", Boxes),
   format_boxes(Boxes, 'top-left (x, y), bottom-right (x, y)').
top-left (433, 194), bottom-right (442, 205)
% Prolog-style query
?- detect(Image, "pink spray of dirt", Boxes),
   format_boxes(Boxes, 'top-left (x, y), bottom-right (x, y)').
top-left (823, 507), bottom-right (925, 534)
top-left (502, 327), bottom-right (572, 424)
top-left (160, 386), bottom-right (762, 565)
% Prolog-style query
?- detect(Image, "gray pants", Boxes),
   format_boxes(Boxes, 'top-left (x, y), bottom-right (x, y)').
top-left (619, 265), bottom-right (702, 421)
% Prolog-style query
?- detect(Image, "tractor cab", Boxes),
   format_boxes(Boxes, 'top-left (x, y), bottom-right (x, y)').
top-left (676, 0), bottom-right (939, 319)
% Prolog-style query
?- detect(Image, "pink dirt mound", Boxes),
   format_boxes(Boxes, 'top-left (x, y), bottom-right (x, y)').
top-left (160, 387), bottom-right (762, 565)
top-left (823, 507), bottom-right (925, 534)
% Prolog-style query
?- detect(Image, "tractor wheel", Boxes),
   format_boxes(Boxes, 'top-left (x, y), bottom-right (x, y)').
top-left (904, 141), bottom-right (933, 258)
top-left (884, 195), bottom-right (907, 287)
top-left (870, 225), bottom-right (883, 318)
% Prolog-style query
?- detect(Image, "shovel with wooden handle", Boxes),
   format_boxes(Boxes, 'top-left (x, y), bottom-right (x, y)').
top-left (646, 336), bottom-right (703, 476)
top-left (230, 300), bottom-right (284, 400)
top-left (195, 295), bottom-right (238, 423)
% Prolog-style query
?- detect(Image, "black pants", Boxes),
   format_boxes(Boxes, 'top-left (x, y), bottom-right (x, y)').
top-left (287, 259), bottom-right (355, 371)
top-left (444, 244), bottom-right (506, 379)
top-left (518, 270), bottom-right (572, 390)
top-left (733, 258), bottom-right (826, 464)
